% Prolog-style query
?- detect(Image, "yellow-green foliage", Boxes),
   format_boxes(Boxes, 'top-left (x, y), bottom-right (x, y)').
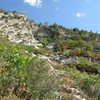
top-left (0, 36), bottom-right (60, 99)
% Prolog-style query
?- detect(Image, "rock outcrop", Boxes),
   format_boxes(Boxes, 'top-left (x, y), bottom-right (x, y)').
top-left (0, 9), bottom-right (39, 46)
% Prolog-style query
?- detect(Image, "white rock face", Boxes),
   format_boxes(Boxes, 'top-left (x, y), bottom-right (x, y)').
top-left (0, 10), bottom-right (39, 46)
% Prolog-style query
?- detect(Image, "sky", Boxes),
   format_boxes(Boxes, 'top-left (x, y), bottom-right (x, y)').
top-left (0, 0), bottom-right (100, 33)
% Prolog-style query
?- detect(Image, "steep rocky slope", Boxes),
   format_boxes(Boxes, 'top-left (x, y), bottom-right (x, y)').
top-left (0, 9), bottom-right (39, 46)
top-left (0, 9), bottom-right (100, 100)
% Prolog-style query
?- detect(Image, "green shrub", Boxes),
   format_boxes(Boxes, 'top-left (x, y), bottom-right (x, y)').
top-left (41, 37), bottom-right (48, 45)
top-left (76, 57), bottom-right (92, 66)
top-left (0, 36), bottom-right (60, 99)
top-left (62, 66), bottom-right (100, 99)
top-left (26, 57), bottom-right (60, 99)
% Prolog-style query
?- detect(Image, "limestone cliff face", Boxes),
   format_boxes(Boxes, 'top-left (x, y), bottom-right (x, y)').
top-left (0, 10), bottom-right (38, 45)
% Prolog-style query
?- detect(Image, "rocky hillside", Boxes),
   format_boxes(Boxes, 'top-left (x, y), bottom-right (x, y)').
top-left (0, 9), bottom-right (100, 100)
top-left (0, 9), bottom-right (40, 47)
